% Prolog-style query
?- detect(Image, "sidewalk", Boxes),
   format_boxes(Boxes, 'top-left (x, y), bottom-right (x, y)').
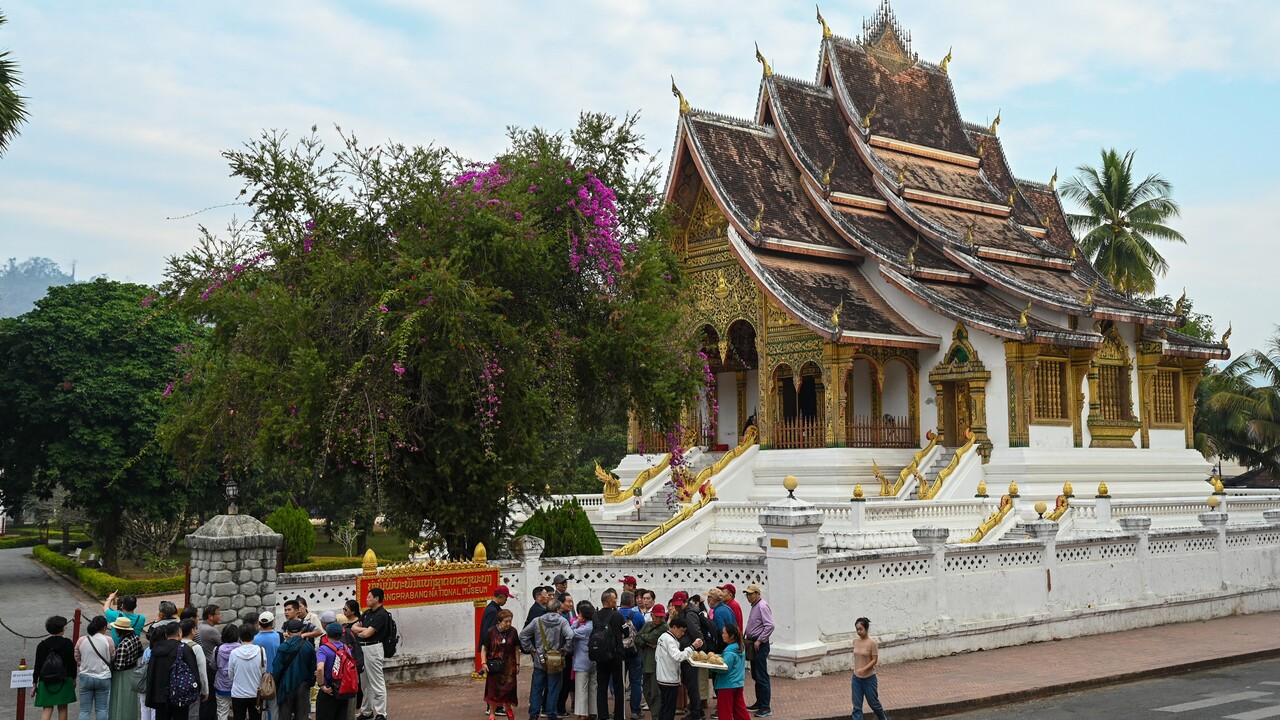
top-left (386, 611), bottom-right (1280, 719)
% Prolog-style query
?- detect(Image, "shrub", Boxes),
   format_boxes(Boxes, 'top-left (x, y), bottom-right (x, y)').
top-left (514, 498), bottom-right (603, 557)
top-left (265, 502), bottom-right (315, 565)
top-left (31, 545), bottom-right (183, 597)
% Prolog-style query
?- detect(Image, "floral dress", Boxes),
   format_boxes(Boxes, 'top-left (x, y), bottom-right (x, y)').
top-left (483, 626), bottom-right (519, 707)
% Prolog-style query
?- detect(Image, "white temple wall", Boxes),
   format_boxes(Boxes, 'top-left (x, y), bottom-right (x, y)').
top-left (1029, 424), bottom-right (1074, 448)
top-left (1150, 428), bottom-right (1188, 450)
top-left (717, 370), bottom-right (738, 447)
top-left (882, 360), bottom-right (910, 417)
top-left (850, 358), bottom-right (873, 417)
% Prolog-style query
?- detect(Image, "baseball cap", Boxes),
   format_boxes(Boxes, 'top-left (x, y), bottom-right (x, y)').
top-left (325, 622), bottom-right (343, 638)
top-left (671, 591), bottom-right (688, 604)
top-left (283, 619), bottom-right (305, 633)
top-left (494, 585), bottom-right (514, 598)
top-left (621, 575), bottom-right (637, 586)
top-left (717, 583), bottom-right (736, 594)
top-left (257, 611), bottom-right (275, 626)
top-left (319, 611), bottom-right (337, 625)
top-left (553, 574), bottom-right (568, 585)
top-left (745, 584), bottom-right (762, 595)
top-left (651, 604), bottom-right (667, 618)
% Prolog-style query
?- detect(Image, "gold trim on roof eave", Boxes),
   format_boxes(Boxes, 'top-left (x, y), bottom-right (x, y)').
top-left (830, 192), bottom-right (889, 211)
top-left (1018, 224), bottom-right (1048, 238)
top-left (868, 134), bottom-right (981, 168)
top-left (902, 187), bottom-right (1012, 217)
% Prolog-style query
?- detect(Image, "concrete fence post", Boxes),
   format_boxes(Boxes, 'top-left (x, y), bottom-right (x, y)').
top-left (1025, 519), bottom-right (1059, 611)
top-left (1198, 510), bottom-right (1229, 591)
top-left (1118, 516), bottom-right (1154, 599)
top-left (912, 526), bottom-right (951, 631)
top-left (511, 535), bottom-right (546, 617)
top-left (757, 476), bottom-right (826, 678)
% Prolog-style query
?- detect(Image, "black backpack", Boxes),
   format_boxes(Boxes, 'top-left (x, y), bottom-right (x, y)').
top-left (381, 611), bottom-right (399, 659)
top-left (588, 610), bottom-right (619, 663)
top-left (698, 611), bottom-right (721, 653)
top-left (341, 627), bottom-right (366, 673)
top-left (39, 651), bottom-right (66, 686)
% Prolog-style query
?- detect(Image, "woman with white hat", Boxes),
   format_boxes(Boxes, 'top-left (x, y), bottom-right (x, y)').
top-left (108, 615), bottom-right (143, 720)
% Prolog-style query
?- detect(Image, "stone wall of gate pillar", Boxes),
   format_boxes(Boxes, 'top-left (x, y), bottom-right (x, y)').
top-left (185, 515), bottom-right (283, 619)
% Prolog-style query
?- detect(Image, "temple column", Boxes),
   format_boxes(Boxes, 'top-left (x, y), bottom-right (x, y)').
top-left (736, 371), bottom-right (748, 443)
top-left (1182, 363), bottom-right (1202, 450)
top-left (968, 379), bottom-right (991, 462)
top-left (931, 381), bottom-right (945, 441)
top-left (1069, 351), bottom-right (1094, 448)
top-left (1136, 341), bottom-right (1162, 449)
top-left (1004, 341), bottom-right (1038, 448)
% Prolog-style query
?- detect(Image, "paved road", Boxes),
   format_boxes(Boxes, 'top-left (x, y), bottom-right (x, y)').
top-left (936, 657), bottom-right (1280, 720)
top-left (0, 547), bottom-right (99, 720)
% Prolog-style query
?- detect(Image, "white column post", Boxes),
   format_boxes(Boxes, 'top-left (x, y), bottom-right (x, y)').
top-left (757, 476), bottom-right (827, 678)
top-left (913, 526), bottom-right (951, 631)
top-left (511, 535), bottom-right (546, 619)
top-left (1025, 519), bottom-right (1059, 611)
top-left (1118, 516), bottom-right (1154, 599)
top-left (1198, 509), bottom-right (1229, 591)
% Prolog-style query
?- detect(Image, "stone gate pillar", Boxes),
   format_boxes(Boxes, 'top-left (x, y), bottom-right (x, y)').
top-left (186, 515), bottom-right (284, 619)
top-left (757, 476), bottom-right (826, 678)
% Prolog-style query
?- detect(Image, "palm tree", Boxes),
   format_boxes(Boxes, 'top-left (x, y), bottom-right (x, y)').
top-left (0, 10), bottom-right (30, 156)
top-left (1061, 148), bottom-right (1185, 295)
top-left (1198, 330), bottom-right (1280, 477)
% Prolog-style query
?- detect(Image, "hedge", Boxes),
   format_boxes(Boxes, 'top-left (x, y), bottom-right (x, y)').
top-left (283, 554), bottom-right (410, 574)
top-left (32, 545), bottom-right (184, 597)
top-left (0, 534), bottom-right (92, 550)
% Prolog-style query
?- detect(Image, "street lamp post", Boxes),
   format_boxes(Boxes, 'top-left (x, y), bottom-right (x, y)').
top-left (224, 477), bottom-right (239, 515)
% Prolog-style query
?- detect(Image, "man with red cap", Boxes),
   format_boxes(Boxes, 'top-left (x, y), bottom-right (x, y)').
top-left (477, 585), bottom-right (514, 716)
top-left (637, 604), bottom-right (670, 720)
top-left (621, 575), bottom-right (638, 595)
top-left (717, 583), bottom-right (744, 629)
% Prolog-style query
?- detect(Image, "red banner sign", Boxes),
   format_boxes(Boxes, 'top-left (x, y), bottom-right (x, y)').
top-left (356, 567), bottom-right (499, 608)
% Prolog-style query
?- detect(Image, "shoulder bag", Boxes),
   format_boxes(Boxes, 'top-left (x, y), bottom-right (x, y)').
top-left (256, 648), bottom-right (277, 702)
top-left (536, 619), bottom-right (565, 675)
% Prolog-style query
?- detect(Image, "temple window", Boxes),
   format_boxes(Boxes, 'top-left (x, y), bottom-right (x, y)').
top-left (1097, 364), bottom-right (1133, 421)
top-left (1033, 357), bottom-right (1070, 422)
top-left (1152, 368), bottom-right (1183, 425)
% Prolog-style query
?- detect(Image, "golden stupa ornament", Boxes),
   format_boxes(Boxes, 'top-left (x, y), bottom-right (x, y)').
top-left (1063, 481), bottom-right (1074, 498)
top-left (853, 483), bottom-right (865, 500)
top-left (670, 76), bottom-right (690, 115)
top-left (473, 542), bottom-right (487, 564)
top-left (1212, 476), bottom-right (1225, 494)
top-left (816, 5), bottom-right (832, 39)
top-left (752, 203), bottom-right (765, 234)
top-left (976, 480), bottom-right (988, 497)
top-left (755, 42), bottom-right (773, 77)
top-left (988, 109), bottom-right (1001, 135)
top-left (939, 46), bottom-right (952, 74)
top-left (1019, 302), bottom-right (1032, 328)
top-left (1008, 481), bottom-right (1020, 497)
top-left (1097, 481), bottom-right (1110, 497)
top-left (1048, 167), bottom-right (1058, 192)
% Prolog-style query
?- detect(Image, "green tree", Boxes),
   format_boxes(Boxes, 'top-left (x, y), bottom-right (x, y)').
top-left (0, 279), bottom-right (208, 573)
top-left (159, 114), bottom-right (701, 556)
top-left (1197, 329), bottom-right (1280, 476)
top-left (514, 499), bottom-right (603, 557)
top-left (1142, 292), bottom-right (1215, 341)
top-left (265, 501), bottom-right (315, 564)
top-left (1061, 148), bottom-right (1185, 295)
top-left (0, 10), bottom-right (29, 155)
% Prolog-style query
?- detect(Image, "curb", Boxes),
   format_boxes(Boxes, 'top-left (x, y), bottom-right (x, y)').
top-left (814, 646), bottom-right (1280, 720)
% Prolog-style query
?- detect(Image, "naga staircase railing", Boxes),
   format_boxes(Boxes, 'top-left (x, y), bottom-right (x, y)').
top-left (919, 429), bottom-right (976, 500)
top-left (881, 429), bottom-right (940, 496)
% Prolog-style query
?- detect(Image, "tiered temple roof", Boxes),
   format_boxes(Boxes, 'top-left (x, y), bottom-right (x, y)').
top-left (665, 1), bottom-right (1228, 360)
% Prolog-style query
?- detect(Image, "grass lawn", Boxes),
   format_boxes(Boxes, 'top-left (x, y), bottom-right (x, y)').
top-left (311, 525), bottom-right (412, 560)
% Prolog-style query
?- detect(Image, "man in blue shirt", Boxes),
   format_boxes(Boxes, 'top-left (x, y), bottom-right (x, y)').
top-left (254, 611), bottom-right (282, 669)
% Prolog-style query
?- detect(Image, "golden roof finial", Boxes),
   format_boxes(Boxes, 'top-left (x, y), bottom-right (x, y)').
top-left (906, 237), bottom-right (919, 266)
top-left (1221, 322), bottom-right (1232, 346)
top-left (831, 299), bottom-right (843, 328)
top-left (822, 157), bottom-right (836, 187)
top-left (896, 161), bottom-right (911, 185)
top-left (1049, 167), bottom-right (1058, 192)
top-left (816, 5), bottom-right (832, 39)
top-left (671, 76), bottom-right (690, 115)
top-left (988, 109), bottom-right (1001, 135)
top-left (861, 100), bottom-right (878, 129)
top-left (1019, 301), bottom-right (1032, 328)
top-left (1083, 280), bottom-right (1098, 306)
top-left (1174, 288), bottom-right (1188, 316)
top-left (752, 203), bottom-right (765, 234)
top-left (939, 46), bottom-right (952, 74)
top-left (755, 42), bottom-right (772, 78)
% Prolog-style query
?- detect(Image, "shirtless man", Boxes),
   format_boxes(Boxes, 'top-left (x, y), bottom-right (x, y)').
top-left (851, 617), bottom-right (889, 720)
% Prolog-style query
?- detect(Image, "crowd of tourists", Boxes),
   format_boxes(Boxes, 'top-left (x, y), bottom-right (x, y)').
top-left (31, 588), bottom-right (396, 720)
top-left (477, 576), bottom-right (779, 720)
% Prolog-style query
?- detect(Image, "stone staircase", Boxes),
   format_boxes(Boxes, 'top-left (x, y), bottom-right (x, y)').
top-left (910, 448), bottom-right (956, 499)
top-left (593, 517), bottom-right (670, 553)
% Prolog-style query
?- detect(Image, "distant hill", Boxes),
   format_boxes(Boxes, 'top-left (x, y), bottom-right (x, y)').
top-left (0, 257), bottom-right (79, 317)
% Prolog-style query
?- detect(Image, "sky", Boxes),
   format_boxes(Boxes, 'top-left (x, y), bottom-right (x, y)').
top-left (1, 1), bottom-right (1278, 354)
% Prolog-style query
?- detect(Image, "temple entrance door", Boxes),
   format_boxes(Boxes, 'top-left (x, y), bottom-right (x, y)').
top-left (940, 380), bottom-right (971, 447)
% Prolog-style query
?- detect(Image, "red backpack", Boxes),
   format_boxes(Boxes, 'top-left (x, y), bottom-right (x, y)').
top-left (323, 639), bottom-right (360, 699)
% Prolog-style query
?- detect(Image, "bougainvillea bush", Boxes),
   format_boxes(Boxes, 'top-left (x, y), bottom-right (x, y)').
top-left (158, 113), bottom-right (701, 555)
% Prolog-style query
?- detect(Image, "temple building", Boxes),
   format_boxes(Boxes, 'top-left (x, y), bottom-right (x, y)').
top-left (643, 2), bottom-right (1227, 462)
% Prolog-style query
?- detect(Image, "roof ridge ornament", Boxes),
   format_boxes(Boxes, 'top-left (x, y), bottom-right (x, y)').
top-left (1019, 302), bottom-right (1032, 328)
top-left (671, 76), bottom-right (690, 115)
top-left (861, 100), bottom-right (878, 129)
top-left (822, 157), bottom-right (836, 187)
top-left (988, 109), bottom-right (1001, 135)
top-left (755, 42), bottom-right (773, 77)
top-left (1221, 322), bottom-right (1232, 346)
top-left (896, 161), bottom-right (911, 185)
top-left (1082, 280), bottom-right (1099, 306)
top-left (816, 5), bottom-right (832, 39)
top-left (1007, 190), bottom-right (1016, 207)
top-left (1049, 167), bottom-right (1058, 192)
top-left (939, 46), bottom-right (952, 74)
top-left (1174, 288), bottom-right (1188, 316)
top-left (752, 203), bottom-right (765, 235)
top-left (831, 299), bottom-right (843, 328)
top-left (906, 237), bottom-right (919, 266)
top-left (1069, 244), bottom-right (1078, 260)
top-left (965, 218), bottom-right (977, 246)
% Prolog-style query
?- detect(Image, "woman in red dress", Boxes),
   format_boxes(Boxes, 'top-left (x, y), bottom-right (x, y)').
top-left (480, 609), bottom-right (519, 720)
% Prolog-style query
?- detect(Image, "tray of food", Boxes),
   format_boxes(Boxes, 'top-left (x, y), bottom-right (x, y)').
top-left (688, 651), bottom-right (727, 670)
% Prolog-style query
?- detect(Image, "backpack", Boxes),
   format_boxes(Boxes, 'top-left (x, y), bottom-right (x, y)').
top-left (588, 609), bottom-right (620, 663)
top-left (167, 651), bottom-right (200, 707)
top-left (620, 609), bottom-right (638, 659)
top-left (695, 610), bottom-right (720, 653)
top-left (39, 650), bottom-right (66, 686)
top-left (341, 627), bottom-right (366, 674)
top-left (381, 611), bottom-right (399, 659)
top-left (324, 639), bottom-right (360, 699)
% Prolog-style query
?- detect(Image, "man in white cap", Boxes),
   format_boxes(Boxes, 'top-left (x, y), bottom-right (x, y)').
top-left (254, 610), bottom-right (282, 669)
